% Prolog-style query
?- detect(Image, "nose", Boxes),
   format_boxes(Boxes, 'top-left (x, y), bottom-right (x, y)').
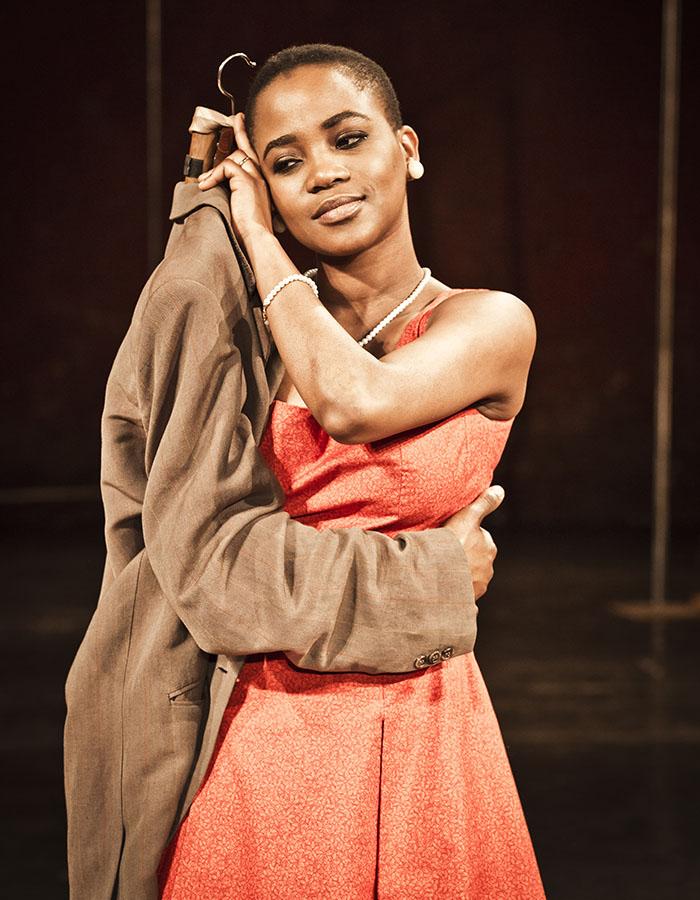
top-left (305, 151), bottom-right (351, 194)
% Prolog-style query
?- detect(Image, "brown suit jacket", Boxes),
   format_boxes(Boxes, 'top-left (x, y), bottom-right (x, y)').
top-left (63, 182), bottom-right (478, 899)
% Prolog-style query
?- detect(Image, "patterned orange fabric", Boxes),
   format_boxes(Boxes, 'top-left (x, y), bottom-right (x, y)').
top-left (158, 290), bottom-right (546, 899)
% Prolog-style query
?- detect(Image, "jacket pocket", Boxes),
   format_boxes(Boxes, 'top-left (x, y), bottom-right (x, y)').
top-left (167, 677), bottom-right (206, 706)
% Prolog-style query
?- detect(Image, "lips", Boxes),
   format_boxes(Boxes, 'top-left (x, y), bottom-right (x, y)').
top-left (312, 194), bottom-right (365, 220)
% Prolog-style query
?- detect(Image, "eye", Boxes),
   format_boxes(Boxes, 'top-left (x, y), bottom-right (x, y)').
top-left (337, 131), bottom-right (368, 149)
top-left (271, 131), bottom-right (368, 175)
top-left (272, 157), bottom-right (299, 175)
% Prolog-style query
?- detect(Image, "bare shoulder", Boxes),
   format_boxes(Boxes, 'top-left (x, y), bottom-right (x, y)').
top-left (427, 288), bottom-right (536, 346)
top-left (412, 288), bottom-right (536, 420)
top-left (429, 288), bottom-right (534, 324)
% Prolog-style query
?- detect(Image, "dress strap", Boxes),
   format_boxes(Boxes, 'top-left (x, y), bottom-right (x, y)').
top-left (397, 288), bottom-right (484, 347)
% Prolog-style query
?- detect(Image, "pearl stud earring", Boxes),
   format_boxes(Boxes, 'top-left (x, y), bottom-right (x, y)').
top-left (407, 159), bottom-right (425, 180)
top-left (272, 212), bottom-right (287, 234)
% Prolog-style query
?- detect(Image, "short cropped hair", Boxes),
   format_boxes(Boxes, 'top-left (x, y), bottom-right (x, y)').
top-left (244, 43), bottom-right (403, 143)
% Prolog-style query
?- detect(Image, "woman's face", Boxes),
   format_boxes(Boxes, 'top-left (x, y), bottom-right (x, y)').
top-left (250, 64), bottom-right (419, 258)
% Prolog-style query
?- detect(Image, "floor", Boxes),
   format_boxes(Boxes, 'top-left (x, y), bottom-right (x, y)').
top-left (2, 507), bottom-right (699, 899)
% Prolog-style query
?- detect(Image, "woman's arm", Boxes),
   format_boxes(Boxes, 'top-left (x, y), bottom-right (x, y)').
top-left (199, 113), bottom-right (536, 444)
top-left (248, 228), bottom-right (536, 442)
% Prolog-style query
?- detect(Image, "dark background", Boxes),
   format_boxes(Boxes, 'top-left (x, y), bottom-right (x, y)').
top-left (3, 1), bottom-right (699, 898)
top-left (4, 0), bottom-right (699, 535)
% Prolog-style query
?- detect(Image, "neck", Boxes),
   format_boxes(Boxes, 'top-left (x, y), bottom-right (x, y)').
top-left (312, 218), bottom-right (426, 335)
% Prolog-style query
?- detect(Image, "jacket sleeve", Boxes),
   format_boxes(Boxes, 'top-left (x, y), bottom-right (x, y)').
top-left (135, 275), bottom-right (477, 674)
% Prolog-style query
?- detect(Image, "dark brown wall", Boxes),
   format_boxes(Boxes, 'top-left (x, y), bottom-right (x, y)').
top-left (5, 1), bottom-right (698, 534)
top-left (5, 2), bottom-right (147, 487)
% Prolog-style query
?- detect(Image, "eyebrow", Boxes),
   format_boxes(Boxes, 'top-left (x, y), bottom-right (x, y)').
top-left (262, 110), bottom-right (371, 160)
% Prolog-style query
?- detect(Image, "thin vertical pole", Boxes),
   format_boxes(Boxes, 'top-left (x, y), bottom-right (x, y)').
top-left (651, 0), bottom-right (681, 648)
top-left (145, 0), bottom-right (163, 272)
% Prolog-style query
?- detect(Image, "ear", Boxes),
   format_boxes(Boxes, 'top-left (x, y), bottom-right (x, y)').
top-left (397, 124), bottom-right (420, 167)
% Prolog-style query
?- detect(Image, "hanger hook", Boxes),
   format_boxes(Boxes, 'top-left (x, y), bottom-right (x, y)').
top-left (217, 52), bottom-right (257, 116)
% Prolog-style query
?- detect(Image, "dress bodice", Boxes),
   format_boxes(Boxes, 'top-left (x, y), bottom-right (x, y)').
top-left (259, 289), bottom-right (514, 537)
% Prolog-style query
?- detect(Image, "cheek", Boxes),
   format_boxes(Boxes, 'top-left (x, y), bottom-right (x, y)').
top-left (367, 147), bottom-right (406, 195)
top-left (369, 165), bottom-right (406, 219)
top-left (267, 182), bottom-right (295, 217)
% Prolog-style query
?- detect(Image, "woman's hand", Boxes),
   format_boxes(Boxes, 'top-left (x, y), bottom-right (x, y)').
top-left (197, 112), bottom-right (275, 249)
top-left (443, 485), bottom-right (503, 600)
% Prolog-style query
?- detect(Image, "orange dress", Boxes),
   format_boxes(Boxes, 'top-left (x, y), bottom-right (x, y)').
top-left (158, 290), bottom-right (546, 899)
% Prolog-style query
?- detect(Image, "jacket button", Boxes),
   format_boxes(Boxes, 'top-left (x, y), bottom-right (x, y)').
top-left (441, 647), bottom-right (454, 660)
top-left (428, 649), bottom-right (442, 665)
top-left (414, 655), bottom-right (429, 669)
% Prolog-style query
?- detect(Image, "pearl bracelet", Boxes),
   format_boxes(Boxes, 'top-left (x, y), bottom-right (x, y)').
top-left (261, 273), bottom-right (319, 326)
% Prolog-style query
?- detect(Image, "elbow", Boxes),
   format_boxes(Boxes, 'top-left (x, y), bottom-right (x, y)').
top-left (318, 393), bottom-right (377, 444)
top-left (320, 408), bottom-right (370, 444)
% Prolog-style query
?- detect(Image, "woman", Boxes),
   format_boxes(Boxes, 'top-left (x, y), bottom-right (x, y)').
top-left (158, 43), bottom-right (542, 898)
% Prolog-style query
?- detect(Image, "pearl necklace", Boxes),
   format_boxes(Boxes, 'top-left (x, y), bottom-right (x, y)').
top-left (303, 267), bottom-right (432, 348)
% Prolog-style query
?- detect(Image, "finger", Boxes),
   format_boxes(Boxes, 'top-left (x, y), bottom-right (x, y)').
top-left (197, 161), bottom-right (229, 189)
top-left (232, 113), bottom-right (261, 166)
top-left (197, 158), bottom-right (248, 190)
top-left (469, 484), bottom-right (505, 524)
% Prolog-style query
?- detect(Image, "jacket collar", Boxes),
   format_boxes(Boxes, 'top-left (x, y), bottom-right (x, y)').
top-left (169, 182), bottom-right (258, 299)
